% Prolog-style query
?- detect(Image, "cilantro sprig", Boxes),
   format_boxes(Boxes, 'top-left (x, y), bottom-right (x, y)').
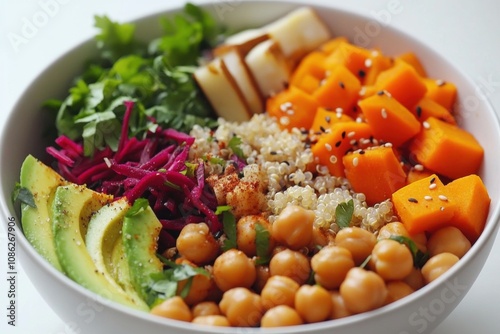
top-left (336, 199), bottom-right (354, 229)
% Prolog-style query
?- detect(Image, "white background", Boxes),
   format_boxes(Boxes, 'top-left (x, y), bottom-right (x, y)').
top-left (1, 0), bottom-right (500, 333)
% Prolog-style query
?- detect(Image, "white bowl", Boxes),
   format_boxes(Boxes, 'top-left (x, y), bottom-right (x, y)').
top-left (1, 1), bottom-right (500, 333)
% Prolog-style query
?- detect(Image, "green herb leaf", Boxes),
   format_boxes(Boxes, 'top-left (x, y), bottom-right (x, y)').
top-left (222, 211), bottom-right (237, 251)
top-left (12, 183), bottom-right (36, 208)
top-left (228, 135), bottom-right (245, 159)
top-left (126, 198), bottom-right (149, 217)
top-left (255, 223), bottom-right (271, 265)
top-left (388, 235), bottom-right (430, 268)
top-left (215, 205), bottom-right (232, 215)
top-left (336, 199), bottom-right (354, 229)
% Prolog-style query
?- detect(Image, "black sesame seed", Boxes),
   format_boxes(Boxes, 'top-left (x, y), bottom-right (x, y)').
top-left (416, 105), bottom-right (422, 118)
top-left (325, 116), bottom-right (331, 123)
top-left (377, 90), bottom-right (385, 96)
top-left (430, 177), bottom-right (436, 184)
top-left (270, 151), bottom-right (277, 155)
top-left (342, 131), bottom-right (346, 139)
top-left (358, 69), bottom-right (366, 78)
top-left (408, 197), bottom-right (419, 203)
top-left (320, 126), bottom-right (327, 133)
top-left (359, 150), bottom-right (365, 155)
top-left (339, 81), bottom-right (345, 89)
top-left (335, 140), bottom-right (342, 148)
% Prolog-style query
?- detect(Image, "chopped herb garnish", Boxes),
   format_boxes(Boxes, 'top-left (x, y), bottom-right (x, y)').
top-left (125, 198), bottom-right (149, 217)
top-left (228, 135), bottom-right (245, 159)
top-left (221, 210), bottom-right (237, 251)
top-left (255, 223), bottom-right (271, 265)
top-left (388, 235), bottom-right (430, 268)
top-left (336, 199), bottom-right (354, 229)
top-left (12, 183), bottom-right (36, 208)
top-left (215, 205), bottom-right (232, 215)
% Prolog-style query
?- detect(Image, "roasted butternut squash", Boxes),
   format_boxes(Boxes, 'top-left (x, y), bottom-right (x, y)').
top-left (423, 78), bottom-right (457, 111)
top-left (311, 107), bottom-right (354, 135)
top-left (412, 97), bottom-right (456, 124)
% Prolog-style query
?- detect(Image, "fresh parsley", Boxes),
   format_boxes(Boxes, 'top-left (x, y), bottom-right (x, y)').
top-left (336, 199), bottom-right (354, 229)
top-left (12, 183), bottom-right (36, 208)
top-left (47, 3), bottom-right (224, 156)
top-left (228, 135), bottom-right (245, 159)
top-left (221, 210), bottom-right (237, 251)
top-left (255, 223), bottom-right (271, 265)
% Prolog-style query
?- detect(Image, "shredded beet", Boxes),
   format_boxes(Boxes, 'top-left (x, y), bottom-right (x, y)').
top-left (46, 101), bottom-right (221, 250)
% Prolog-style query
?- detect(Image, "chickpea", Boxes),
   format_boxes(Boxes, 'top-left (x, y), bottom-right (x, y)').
top-left (295, 284), bottom-right (333, 323)
top-left (219, 287), bottom-right (264, 327)
top-left (236, 215), bottom-right (274, 257)
top-left (427, 226), bottom-right (471, 258)
top-left (192, 301), bottom-right (221, 318)
top-left (261, 305), bottom-right (304, 327)
top-left (272, 205), bottom-right (315, 250)
top-left (176, 223), bottom-right (219, 265)
top-left (177, 272), bottom-right (213, 306)
top-left (340, 267), bottom-right (388, 314)
top-left (269, 249), bottom-right (311, 285)
top-left (150, 296), bottom-right (192, 322)
top-left (403, 267), bottom-right (425, 291)
top-left (335, 227), bottom-right (376, 265)
top-left (370, 239), bottom-right (413, 281)
top-left (192, 315), bottom-right (230, 327)
top-left (330, 291), bottom-right (351, 320)
top-left (421, 252), bottom-right (459, 284)
top-left (384, 281), bottom-right (414, 305)
top-left (213, 249), bottom-right (256, 292)
top-left (253, 265), bottom-right (271, 293)
top-left (261, 275), bottom-right (300, 310)
top-left (311, 245), bottom-right (355, 289)
top-left (308, 225), bottom-right (335, 252)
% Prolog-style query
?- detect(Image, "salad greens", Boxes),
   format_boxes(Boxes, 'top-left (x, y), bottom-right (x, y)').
top-left (48, 3), bottom-right (226, 157)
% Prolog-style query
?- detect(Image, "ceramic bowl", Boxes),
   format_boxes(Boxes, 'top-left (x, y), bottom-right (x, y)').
top-left (1, 1), bottom-right (500, 333)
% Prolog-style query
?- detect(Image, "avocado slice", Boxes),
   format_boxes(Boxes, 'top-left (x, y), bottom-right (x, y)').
top-left (122, 201), bottom-right (164, 304)
top-left (52, 184), bottom-right (148, 310)
top-left (85, 197), bottom-right (147, 308)
top-left (19, 155), bottom-right (66, 271)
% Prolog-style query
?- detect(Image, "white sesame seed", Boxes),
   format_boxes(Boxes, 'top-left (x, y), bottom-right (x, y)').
top-left (384, 90), bottom-right (392, 98)
top-left (359, 86), bottom-right (367, 96)
top-left (347, 131), bottom-right (356, 138)
top-left (440, 206), bottom-right (445, 211)
top-left (287, 109), bottom-right (295, 115)
top-left (436, 79), bottom-right (445, 86)
top-left (350, 139), bottom-right (357, 145)
top-left (336, 112), bottom-right (343, 119)
top-left (356, 117), bottom-right (363, 123)
top-left (329, 155), bottom-right (338, 164)
top-left (325, 143), bottom-right (332, 151)
top-left (280, 102), bottom-right (292, 112)
top-left (424, 195), bottom-right (433, 201)
top-left (353, 157), bottom-right (359, 167)
top-left (414, 164), bottom-right (424, 171)
top-left (423, 121), bottom-right (431, 129)
top-left (381, 108), bottom-right (388, 119)
top-left (280, 116), bottom-right (290, 126)
top-left (371, 50), bottom-right (380, 57)
top-left (438, 194), bottom-right (449, 201)
top-left (361, 138), bottom-right (371, 145)
top-left (429, 183), bottom-right (437, 190)
top-left (335, 107), bottom-right (344, 113)
top-left (384, 142), bottom-right (393, 148)
top-left (365, 58), bottom-right (373, 68)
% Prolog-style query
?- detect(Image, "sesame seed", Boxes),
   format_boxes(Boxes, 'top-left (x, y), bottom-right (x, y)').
top-left (320, 126), bottom-right (327, 133)
top-left (384, 142), bottom-right (393, 148)
top-left (414, 164), bottom-right (424, 171)
top-left (408, 197), bottom-right (419, 203)
top-left (280, 102), bottom-right (292, 112)
top-left (423, 121), bottom-right (431, 129)
top-left (280, 116), bottom-right (290, 126)
top-left (438, 194), bottom-right (449, 201)
top-left (364, 58), bottom-right (373, 68)
top-left (347, 131), bottom-right (356, 138)
top-left (416, 105), bottom-right (422, 118)
top-left (342, 131), bottom-right (346, 139)
top-left (361, 138), bottom-right (371, 145)
top-left (371, 50), bottom-right (380, 57)
top-left (335, 140), bottom-right (342, 148)
top-left (336, 112), bottom-right (343, 119)
top-left (430, 177), bottom-right (436, 184)
top-left (358, 69), bottom-right (366, 78)
top-left (377, 90), bottom-right (385, 96)
top-left (429, 183), bottom-right (437, 190)
top-left (350, 139), bottom-right (357, 145)
top-left (356, 117), bottom-right (363, 123)
top-left (287, 109), bottom-right (295, 115)
top-left (335, 107), bottom-right (344, 113)
top-left (329, 155), bottom-right (338, 164)
top-left (325, 143), bottom-right (332, 151)
top-left (384, 90), bottom-right (392, 98)
top-left (339, 81), bottom-right (345, 89)
top-left (325, 116), bottom-right (331, 123)
top-left (359, 86), bottom-right (367, 96)
top-left (440, 206), bottom-right (445, 211)
top-left (270, 151), bottom-right (277, 155)
top-left (424, 195), bottom-right (433, 201)
top-left (353, 157), bottom-right (359, 166)
top-left (381, 108), bottom-right (388, 119)
top-left (436, 79), bottom-right (446, 87)
top-left (359, 150), bottom-right (365, 155)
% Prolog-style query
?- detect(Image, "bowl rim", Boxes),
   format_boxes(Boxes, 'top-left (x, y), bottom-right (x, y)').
top-left (1, 0), bottom-right (500, 332)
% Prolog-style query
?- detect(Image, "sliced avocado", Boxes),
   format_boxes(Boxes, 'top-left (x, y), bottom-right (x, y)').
top-left (52, 184), bottom-right (148, 310)
top-left (122, 200), bottom-right (164, 304)
top-left (85, 197), bottom-right (147, 308)
top-left (19, 154), bottom-right (66, 271)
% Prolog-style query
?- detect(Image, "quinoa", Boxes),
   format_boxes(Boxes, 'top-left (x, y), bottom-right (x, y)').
top-left (189, 114), bottom-right (396, 234)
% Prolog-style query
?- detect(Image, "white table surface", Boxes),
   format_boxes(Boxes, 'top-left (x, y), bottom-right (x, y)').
top-left (1, 0), bottom-right (499, 333)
